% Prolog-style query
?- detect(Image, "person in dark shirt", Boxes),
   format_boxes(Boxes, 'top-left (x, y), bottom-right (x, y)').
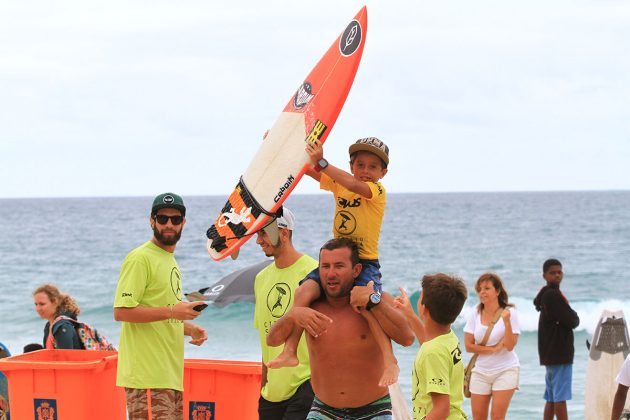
top-left (533, 259), bottom-right (580, 420)
top-left (33, 284), bottom-right (83, 350)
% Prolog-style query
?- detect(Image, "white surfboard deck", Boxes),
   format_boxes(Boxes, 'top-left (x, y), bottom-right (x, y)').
top-left (389, 383), bottom-right (412, 420)
top-left (584, 309), bottom-right (630, 419)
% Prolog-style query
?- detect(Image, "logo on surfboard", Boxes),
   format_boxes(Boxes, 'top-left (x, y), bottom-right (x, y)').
top-left (339, 20), bottom-right (362, 57)
top-left (274, 175), bottom-right (295, 203)
top-left (304, 120), bottom-right (327, 144)
top-left (293, 82), bottom-right (314, 109)
top-left (218, 207), bottom-right (252, 227)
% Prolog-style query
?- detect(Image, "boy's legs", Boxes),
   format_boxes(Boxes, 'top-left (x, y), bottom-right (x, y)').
top-left (361, 310), bottom-right (399, 387)
top-left (543, 364), bottom-right (571, 420)
top-left (356, 260), bottom-right (398, 387)
top-left (267, 272), bottom-right (322, 369)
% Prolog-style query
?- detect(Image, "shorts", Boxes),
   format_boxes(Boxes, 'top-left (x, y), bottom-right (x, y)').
top-left (544, 364), bottom-right (572, 402)
top-left (124, 388), bottom-right (182, 420)
top-left (301, 259), bottom-right (382, 292)
top-left (470, 367), bottom-right (520, 395)
top-left (258, 380), bottom-right (314, 420)
top-left (307, 395), bottom-right (392, 420)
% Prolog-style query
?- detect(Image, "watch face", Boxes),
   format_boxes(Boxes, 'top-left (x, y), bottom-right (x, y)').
top-left (318, 158), bottom-right (328, 168)
top-left (370, 293), bottom-right (381, 304)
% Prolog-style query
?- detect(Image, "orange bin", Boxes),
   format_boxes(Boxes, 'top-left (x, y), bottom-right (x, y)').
top-left (0, 349), bottom-right (124, 419)
top-left (183, 359), bottom-right (261, 420)
top-left (0, 350), bottom-right (262, 420)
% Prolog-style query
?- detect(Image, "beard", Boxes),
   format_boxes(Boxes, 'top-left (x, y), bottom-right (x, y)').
top-left (153, 225), bottom-right (182, 246)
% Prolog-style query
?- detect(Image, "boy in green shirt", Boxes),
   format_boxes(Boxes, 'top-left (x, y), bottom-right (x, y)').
top-left (395, 273), bottom-right (468, 420)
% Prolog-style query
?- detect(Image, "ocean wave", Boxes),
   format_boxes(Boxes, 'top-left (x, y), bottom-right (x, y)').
top-left (405, 291), bottom-right (630, 335)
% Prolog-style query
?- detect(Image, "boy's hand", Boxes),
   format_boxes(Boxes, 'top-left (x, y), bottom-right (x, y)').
top-left (290, 307), bottom-right (332, 337)
top-left (305, 139), bottom-right (324, 166)
top-left (393, 288), bottom-right (415, 319)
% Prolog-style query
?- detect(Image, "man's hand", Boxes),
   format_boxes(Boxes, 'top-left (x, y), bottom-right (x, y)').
top-left (350, 281), bottom-right (374, 313)
top-left (172, 301), bottom-right (203, 321)
top-left (290, 307), bottom-right (332, 337)
top-left (188, 324), bottom-right (208, 346)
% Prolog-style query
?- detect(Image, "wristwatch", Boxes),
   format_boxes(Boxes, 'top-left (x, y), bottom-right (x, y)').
top-left (314, 158), bottom-right (329, 172)
top-left (366, 292), bottom-right (381, 311)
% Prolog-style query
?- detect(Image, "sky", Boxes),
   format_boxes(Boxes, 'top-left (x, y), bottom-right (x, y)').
top-left (1, 0), bottom-right (629, 198)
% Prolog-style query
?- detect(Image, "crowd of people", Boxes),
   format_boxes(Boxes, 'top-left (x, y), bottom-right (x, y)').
top-left (4, 136), bottom-right (626, 420)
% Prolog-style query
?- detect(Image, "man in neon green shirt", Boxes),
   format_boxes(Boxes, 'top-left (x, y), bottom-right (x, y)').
top-left (114, 192), bottom-right (208, 420)
top-left (253, 207), bottom-right (317, 419)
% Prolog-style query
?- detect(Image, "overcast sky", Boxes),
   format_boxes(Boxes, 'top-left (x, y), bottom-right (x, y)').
top-left (1, 0), bottom-right (629, 198)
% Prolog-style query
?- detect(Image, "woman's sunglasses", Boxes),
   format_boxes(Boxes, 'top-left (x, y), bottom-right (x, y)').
top-left (153, 214), bottom-right (184, 225)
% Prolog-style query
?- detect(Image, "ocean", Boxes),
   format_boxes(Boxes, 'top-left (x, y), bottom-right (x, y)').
top-left (1, 191), bottom-right (629, 418)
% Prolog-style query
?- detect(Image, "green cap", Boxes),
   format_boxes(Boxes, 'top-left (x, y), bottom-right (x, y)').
top-left (151, 192), bottom-right (186, 216)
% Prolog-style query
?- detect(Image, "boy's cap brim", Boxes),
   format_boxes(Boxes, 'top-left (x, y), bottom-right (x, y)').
top-left (349, 137), bottom-right (389, 166)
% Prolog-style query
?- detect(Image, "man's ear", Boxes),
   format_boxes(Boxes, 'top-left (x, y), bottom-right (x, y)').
top-left (352, 263), bottom-right (362, 279)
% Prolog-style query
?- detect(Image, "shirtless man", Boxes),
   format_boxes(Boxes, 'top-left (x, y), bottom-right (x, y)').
top-left (267, 237), bottom-right (414, 419)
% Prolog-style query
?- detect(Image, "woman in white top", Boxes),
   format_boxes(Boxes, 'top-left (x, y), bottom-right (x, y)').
top-left (464, 273), bottom-right (520, 420)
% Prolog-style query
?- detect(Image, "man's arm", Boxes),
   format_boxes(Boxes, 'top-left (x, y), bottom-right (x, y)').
top-left (611, 383), bottom-right (629, 420)
top-left (114, 301), bottom-right (203, 323)
top-left (266, 306), bottom-right (333, 346)
top-left (351, 284), bottom-right (414, 346)
top-left (261, 359), bottom-right (268, 389)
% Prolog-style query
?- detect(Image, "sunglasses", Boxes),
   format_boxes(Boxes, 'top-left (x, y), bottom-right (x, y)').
top-left (153, 214), bottom-right (184, 225)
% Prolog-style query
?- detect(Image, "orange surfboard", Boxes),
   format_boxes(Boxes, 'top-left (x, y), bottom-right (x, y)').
top-left (207, 6), bottom-right (368, 260)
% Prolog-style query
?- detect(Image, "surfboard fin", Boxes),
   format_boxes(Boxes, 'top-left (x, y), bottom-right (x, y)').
top-left (231, 249), bottom-right (240, 260)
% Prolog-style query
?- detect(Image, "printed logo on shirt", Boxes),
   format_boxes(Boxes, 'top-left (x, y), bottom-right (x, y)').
top-left (170, 267), bottom-right (182, 301)
top-left (338, 197), bottom-right (361, 208)
top-left (452, 344), bottom-right (463, 365)
top-left (334, 210), bottom-right (357, 235)
top-left (266, 283), bottom-right (292, 318)
top-left (429, 378), bottom-right (445, 387)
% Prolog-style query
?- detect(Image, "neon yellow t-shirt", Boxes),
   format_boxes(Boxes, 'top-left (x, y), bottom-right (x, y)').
top-left (412, 330), bottom-right (467, 419)
top-left (114, 241), bottom-right (185, 391)
top-left (320, 174), bottom-right (386, 260)
top-left (253, 255), bottom-right (317, 402)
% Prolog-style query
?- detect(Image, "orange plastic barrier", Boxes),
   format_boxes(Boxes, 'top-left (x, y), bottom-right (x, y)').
top-left (0, 349), bottom-right (124, 420)
top-left (184, 359), bottom-right (262, 420)
top-left (0, 350), bottom-right (262, 420)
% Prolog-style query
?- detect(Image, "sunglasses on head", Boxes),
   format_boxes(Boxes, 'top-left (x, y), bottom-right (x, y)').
top-left (153, 214), bottom-right (184, 225)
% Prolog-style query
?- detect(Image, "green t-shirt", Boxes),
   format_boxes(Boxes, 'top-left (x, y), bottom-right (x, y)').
top-left (114, 241), bottom-right (185, 391)
top-left (253, 254), bottom-right (317, 402)
top-left (412, 330), bottom-right (467, 420)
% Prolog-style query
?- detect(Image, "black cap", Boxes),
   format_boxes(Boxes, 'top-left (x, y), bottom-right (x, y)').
top-left (151, 193), bottom-right (186, 217)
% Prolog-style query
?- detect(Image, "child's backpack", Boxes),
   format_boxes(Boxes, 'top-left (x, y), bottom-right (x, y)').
top-left (52, 316), bottom-right (116, 351)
